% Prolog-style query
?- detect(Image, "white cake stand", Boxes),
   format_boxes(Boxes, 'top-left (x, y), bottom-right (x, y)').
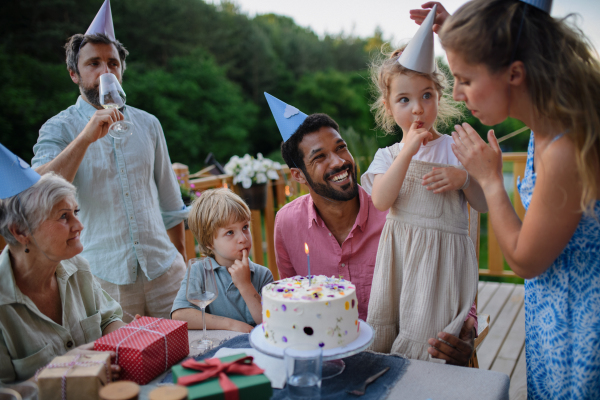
top-left (249, 319), bottom-right (374, 379)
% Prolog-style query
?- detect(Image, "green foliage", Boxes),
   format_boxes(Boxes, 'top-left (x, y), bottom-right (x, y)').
top-left (0, 0), bottom-right (529, 174)
top-left (341, 127), bottom-right (379, 182)
top-left (0, 49), bottom-right (78, 162)
top-left (124, 50), bottom-right (256, 172)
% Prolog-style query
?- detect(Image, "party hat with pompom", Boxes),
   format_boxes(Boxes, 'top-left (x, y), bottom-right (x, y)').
top-left (264, 93), bottom-right (308, 142)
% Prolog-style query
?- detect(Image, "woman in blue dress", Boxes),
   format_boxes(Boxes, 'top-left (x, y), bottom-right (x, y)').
top-left (411, 0), bottom-right (600, 398)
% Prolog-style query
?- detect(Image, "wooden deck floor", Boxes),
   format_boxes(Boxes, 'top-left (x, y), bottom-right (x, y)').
top-left (477, 281), bottom-right (527, 400)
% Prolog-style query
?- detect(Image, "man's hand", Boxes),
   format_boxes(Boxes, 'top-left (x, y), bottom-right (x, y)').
top-left (229, 249), bottom-right (252, 289)
top-left (409, 2), bottom-right (450, 33)
top-left (422, 167), bottom-right (468, 194)
top-left (80, 108), bottom-right (124, 145)
top-left (65, 343), bottom-right (121, 380)
top-left (427, 317), bottom-right (476, 366)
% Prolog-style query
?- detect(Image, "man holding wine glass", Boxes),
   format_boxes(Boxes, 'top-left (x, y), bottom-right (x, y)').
top-left (31, 0), bottom-right (188, 322)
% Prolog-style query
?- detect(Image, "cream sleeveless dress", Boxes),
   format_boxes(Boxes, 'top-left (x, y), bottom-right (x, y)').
top-left (364, 142), bottom-right (478, 361)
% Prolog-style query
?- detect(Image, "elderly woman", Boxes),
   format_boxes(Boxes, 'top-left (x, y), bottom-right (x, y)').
top-left (0, 166), bottom-right (126, 383)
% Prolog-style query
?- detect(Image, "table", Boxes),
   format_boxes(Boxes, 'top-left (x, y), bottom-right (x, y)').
top-left (140, 330), bottom-right (510, 400)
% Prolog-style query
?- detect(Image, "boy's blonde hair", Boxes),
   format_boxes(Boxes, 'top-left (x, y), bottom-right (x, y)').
top-left (188, 188), bottom-right (251, 258)
top-left (370, 45), bottom-right (463, 134)
top-left (440, 0), bottom-right (600, 214)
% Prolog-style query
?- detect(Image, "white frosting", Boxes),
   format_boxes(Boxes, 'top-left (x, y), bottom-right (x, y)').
top-left (261, 275), bottom-right (360, 349)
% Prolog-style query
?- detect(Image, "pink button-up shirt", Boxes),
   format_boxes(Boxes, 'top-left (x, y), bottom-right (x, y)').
top-left (274, 185), bottom-right (386, 320)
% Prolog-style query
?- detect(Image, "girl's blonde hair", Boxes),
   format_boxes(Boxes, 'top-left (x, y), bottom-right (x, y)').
top-left (187, 188), bottom-right (251, 258)
top-left (440, 0), bottom-right (600, 214)
top-left (370, 45), bottom-right (463, 134)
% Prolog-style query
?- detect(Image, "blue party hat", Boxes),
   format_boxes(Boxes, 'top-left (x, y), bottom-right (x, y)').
top-left (264, 93), bottom-right (307, 142)
top-left (85, 0), bottom-right (115, 41)
top-left (0, 143), bottom-right (40, 199)
top-left (520, 0), bottom-right (552, 13)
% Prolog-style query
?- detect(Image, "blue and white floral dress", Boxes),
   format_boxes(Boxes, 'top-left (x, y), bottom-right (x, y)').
top-left (517, 133), bottom-right (600, 399)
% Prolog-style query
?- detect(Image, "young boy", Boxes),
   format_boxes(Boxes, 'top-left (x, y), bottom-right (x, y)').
top-left (171, 188), bottom-right (274, 332)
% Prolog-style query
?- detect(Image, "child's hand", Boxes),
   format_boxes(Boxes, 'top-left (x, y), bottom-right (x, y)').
top-left (232, 321), bottom-right (254, 333)
top-left (229, 249), bottom-right (252, 289)
top-left (403, 121), bottom-right (434, 157)
top-left (422, 167), bottom-right (468, 193)
top-left (409, 2), bottom-right (450, 33)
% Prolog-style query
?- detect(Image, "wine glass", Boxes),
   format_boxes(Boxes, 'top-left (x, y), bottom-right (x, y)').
top-left (186, 257), bottom-right (219, 351)
top-left (99, 73), bottom-right (134, 139)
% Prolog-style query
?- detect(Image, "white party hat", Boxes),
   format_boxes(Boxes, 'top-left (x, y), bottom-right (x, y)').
top-left (398, 4), bottom-right (437, 74)
top-left (520, 0), bottom-right (552, 13)
top-left (85, 0), bottom-right (115, 41)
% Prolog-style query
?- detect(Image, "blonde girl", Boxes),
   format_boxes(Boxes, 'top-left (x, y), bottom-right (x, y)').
top-left (418, 0), bottom-right (600, 397)
top-left (361, 41), bottom-right (487, 360)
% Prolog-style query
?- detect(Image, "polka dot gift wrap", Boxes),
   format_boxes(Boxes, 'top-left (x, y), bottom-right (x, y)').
top-left (95, 317), bottom-right (189, 385)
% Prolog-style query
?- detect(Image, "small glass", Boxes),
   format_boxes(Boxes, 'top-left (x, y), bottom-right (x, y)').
top-left (284, 344), bottom-right (323, 400)
top-left (98, 73), bottom-right (134, 139)
top-left (186, 257), bottom-right (219, 351)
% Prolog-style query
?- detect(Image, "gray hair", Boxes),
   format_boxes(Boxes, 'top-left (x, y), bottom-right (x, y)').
top-left (0, 173), bottom-right (77, 245)
top-left (65, 33), bottom-right (129, 76)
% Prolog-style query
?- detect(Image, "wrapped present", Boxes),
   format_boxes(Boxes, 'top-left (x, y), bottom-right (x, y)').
top-left (94, 316), bottom-right (188, 385)
top-left (172, 353), bottom-right (272, 400)
top-left (36, 353), bottom-right (111, 400)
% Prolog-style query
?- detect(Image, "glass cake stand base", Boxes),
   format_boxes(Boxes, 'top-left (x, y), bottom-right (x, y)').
top-left (249, 319), bottom-right (373, 380)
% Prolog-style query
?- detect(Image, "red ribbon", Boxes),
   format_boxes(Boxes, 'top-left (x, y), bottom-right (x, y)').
top-left (178, 356), bottom-right (265, 400)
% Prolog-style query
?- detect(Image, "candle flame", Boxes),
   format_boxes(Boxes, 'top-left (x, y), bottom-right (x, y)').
top-left (304, 243), bottom-right (309, 254)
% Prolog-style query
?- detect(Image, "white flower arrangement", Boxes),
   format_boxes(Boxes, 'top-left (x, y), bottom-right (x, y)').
top-left (224, 153), bottom-right (282, 189)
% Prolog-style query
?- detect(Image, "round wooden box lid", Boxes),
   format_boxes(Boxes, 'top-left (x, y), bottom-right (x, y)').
top-left (99, 381), bottom-right (140, 400)
top-left (148, 385), bottom-right (189, 400)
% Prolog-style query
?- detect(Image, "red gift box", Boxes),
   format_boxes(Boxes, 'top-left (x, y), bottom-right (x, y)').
top-left (94, 317), bottom-right (189, 385)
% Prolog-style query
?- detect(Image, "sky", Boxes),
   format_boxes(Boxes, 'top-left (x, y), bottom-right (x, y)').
top-left (212, 0), bottom-right (600, 58)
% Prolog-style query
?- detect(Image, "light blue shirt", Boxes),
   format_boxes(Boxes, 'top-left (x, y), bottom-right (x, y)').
top-left (171, 257), bottom-right (274, 326)
top-left (32, 96), bottom-right (188, 284)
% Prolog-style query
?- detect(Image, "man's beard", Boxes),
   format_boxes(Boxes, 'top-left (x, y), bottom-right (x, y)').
top-left (80, 81), bottom-right (102, 108)
top-left (304, 163), bottom-right (359, 202)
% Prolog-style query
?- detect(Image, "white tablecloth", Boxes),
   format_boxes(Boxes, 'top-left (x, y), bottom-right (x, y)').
top-left (140, 330), bottom-right (510, 400)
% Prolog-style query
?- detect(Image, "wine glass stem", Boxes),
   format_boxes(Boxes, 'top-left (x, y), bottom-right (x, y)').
top-left (202, 307), bottom-right (207, 341)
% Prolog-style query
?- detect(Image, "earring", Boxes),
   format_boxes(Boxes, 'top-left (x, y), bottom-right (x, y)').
top-left (24, 244), bottom-right (29, 253)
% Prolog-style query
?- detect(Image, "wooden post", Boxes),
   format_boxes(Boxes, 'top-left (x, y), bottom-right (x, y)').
top-left (250, 210), bottom-right (264, 265)
top-left (172, 163), bottom-right (190, 189)
top-left (275, 173), bottom-right (287, 208)
top-left (513, 160), bottom-right (527, 221)
top-left (185, 228), bottom-right (196, 261)
top-left (264, 180), bottom-right (279, 280)
top-left (0, 236), bottom-right (6, 250)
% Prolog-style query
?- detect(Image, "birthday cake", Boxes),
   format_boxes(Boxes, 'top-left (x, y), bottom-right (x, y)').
top-left (261, 275), bottom-right (360, 349)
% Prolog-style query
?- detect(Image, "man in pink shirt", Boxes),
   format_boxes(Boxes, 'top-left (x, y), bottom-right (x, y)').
top-left (265, 93), bottom-right (476, 366)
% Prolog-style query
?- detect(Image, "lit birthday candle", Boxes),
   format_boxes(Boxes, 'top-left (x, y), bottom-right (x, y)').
top-left (305, 243), bottom-right (311, 286)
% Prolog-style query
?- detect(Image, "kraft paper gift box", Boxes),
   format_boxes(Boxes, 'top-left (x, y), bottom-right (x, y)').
top-left (36, 353), bottom-right (111, 400)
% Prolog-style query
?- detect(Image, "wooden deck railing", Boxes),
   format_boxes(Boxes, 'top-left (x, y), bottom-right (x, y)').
top-left (174, 152), bottom-right (527, 280)
top-left (0, 153), bottom-right (527, 279)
